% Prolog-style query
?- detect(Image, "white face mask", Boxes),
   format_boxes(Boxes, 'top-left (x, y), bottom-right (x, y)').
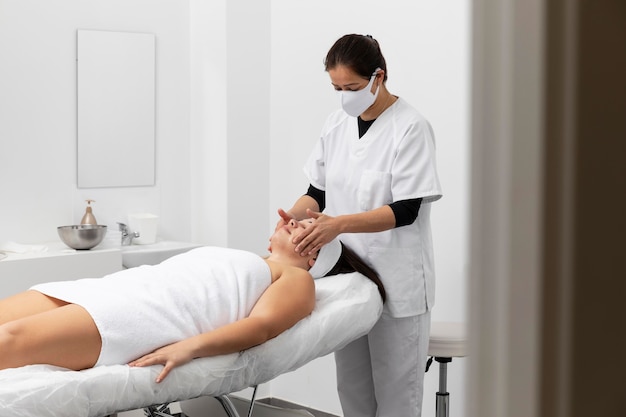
top-left (338, 70), bottom-right (380, 117)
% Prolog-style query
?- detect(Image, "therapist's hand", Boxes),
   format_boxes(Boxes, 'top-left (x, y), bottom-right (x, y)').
top-left (293, 209), bottom-right (339, 256)
top-left (129, 340), bottom-right (196, 383)
top-left (274, 208), bottom-right (295, 231)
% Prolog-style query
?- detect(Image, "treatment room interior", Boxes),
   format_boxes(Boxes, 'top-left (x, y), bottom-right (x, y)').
top-left (2, 0), bottom-right (623, 416)
top-left (0, 0), bottom-right (469, 413)
top-left (0, 0), bottom-right (456, 414)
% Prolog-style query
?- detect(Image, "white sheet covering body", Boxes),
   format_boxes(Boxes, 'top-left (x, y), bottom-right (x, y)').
top-left (30, 247), bottom-right (271, 366)
top-left (0, 272), bottom-right (382, 417)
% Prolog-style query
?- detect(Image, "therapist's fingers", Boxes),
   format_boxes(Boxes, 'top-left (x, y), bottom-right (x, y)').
top-left (295, 215), bottom-right (338, 255)
top-left (297, 233), bottom-right (328, 256)
top-left (305, 208), bottom-right (321, 219)
top-left (292, 214), bottom-right (319, 246)
top-left (275, 208), bottom-right (294, 231)
top-left (278, 208), bottom-right (294, 222)
top-left (292, 221), bottom-right (314, 249)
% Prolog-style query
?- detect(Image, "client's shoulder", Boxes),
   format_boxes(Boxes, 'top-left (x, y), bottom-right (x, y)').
top-left (264, 259), bottom-right (314, 285)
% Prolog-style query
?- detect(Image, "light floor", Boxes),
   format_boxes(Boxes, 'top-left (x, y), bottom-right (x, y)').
top-left (118, 397), bottom-right (336, 417)
top-left (185, 397), bottom-right (316, 417)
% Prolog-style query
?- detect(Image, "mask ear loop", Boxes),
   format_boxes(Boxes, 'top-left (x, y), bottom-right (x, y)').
top-left (371, 68), bottom-right (383, 95)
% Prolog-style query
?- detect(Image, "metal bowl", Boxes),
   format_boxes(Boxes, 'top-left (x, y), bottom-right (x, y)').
top-left (57, 225), bottom-right (108, 250)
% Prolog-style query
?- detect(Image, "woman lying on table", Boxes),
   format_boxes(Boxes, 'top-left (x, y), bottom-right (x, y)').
top-left (0, 218), bottom-right (384, 383)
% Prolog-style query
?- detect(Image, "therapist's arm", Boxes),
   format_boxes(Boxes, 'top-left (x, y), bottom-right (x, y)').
top-left (288, 194), bottom-right (320, 219)
top-left (293, 205), bottom-right (396, 255)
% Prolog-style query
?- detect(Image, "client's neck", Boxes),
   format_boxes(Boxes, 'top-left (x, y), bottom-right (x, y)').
top-left (265, 252), bottom-right (311, 271)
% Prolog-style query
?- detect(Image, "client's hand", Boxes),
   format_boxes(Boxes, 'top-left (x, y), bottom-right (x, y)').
top-left (128, 339), bottom-right (196, 383)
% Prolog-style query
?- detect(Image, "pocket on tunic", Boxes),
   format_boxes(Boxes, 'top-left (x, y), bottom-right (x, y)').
top-left (357, 170), bottom-right (392, 211)
top-left (367, 246), bottom-right (426, 317)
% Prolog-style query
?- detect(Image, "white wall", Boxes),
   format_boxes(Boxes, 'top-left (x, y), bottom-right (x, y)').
top-left (189, 0), bottom-right (272, 255)
top-left (267, 1), bottom-right (470, 415)
top-left (0, 0), bottom-right (191, 245)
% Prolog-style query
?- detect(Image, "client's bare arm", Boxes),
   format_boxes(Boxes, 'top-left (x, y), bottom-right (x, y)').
top-left (129, 266), bottom-right (315, 382)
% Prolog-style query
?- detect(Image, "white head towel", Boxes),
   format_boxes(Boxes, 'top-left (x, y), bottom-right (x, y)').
top-left (309, 238), bottom-right (342, 279)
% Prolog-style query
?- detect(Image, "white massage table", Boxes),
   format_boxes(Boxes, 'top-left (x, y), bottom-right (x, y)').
top-left (0, 272), bottom-right (382, 417)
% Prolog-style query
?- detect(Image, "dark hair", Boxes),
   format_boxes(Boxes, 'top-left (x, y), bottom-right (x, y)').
top-left (325, 242), bottom-right (386, 303)
top-left (324, 34), bottom-right (388, 82)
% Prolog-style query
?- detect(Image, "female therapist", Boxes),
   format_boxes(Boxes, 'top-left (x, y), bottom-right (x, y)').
top-left (276, 34), bottom-right (442, 417)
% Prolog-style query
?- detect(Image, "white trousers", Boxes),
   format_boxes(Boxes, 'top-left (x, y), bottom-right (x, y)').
top-left (335, 311), bottom-right (431, 417)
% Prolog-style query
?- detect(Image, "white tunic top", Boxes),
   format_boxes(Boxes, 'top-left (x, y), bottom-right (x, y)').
top-left (304, 98), bottom-right (442, 317)
top-left (31, 247), bottom-right (271, 365)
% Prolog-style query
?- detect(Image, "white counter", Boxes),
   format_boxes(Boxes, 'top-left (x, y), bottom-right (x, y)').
top-left (0, 241), bottom-right (123, 299)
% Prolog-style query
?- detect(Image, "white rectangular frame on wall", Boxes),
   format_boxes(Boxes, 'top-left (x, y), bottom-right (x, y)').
top-left (77, 29), bottom-right (156, 188)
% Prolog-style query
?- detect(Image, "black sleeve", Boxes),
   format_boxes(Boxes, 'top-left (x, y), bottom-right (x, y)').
top-left (305, 184), bottom-right (326, 212)
top-left (389, 198), bottom-right (423, 227)
top-left (306, 186), bottom-right (420, 227)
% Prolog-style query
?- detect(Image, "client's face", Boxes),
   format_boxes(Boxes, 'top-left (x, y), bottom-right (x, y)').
top-left (269, 219), bottom-right (312, 255)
